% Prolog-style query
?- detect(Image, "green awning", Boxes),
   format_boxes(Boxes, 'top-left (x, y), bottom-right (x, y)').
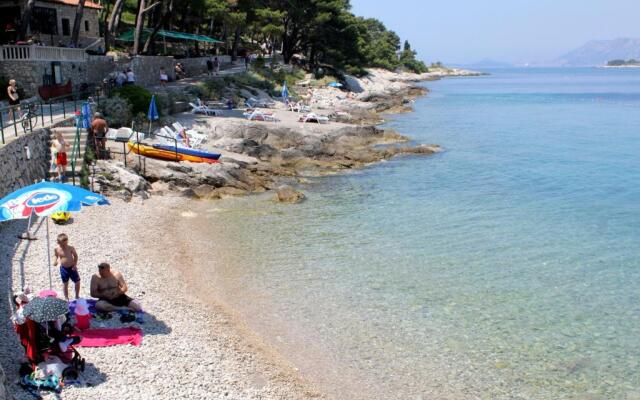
top-left (117, 29), bottom-right (223, 44)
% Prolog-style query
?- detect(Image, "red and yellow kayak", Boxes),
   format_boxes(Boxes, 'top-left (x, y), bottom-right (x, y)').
top-left (128, 142), bottom-right (218, 164)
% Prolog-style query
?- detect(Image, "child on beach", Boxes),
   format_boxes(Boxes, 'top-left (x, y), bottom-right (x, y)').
top-left (53, 131), bottom-right (68, 182)
top-left (53, 233), bottom-right (80, 300)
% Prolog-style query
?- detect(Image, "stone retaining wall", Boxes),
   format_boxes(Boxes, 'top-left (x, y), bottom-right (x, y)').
top-left (178, 55), bottom-right (232, 77)
top-left (0, 55), bottom-right (180, 98)
top-left (0, 129), bottom-right (51, 198)
top-left (0, 129), bottom-right (50, 400)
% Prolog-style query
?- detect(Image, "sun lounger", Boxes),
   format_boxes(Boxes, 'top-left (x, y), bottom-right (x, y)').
top-left (106, 128), bottom-right (119, 140)
top-left (299, 113), bottom-right (329, 124)
top-left (246, 97), bottom-right (276, 108)
top-left (286, 100), bottom-right (311, 113)
top-left (189, 99), bottom-right (221, 116)
top-left (243, 110), bottom-right (279, 122)
top-left (172, 122), bottom-right (207, 145)
top-left (160, 126), bottom-right (201, 148)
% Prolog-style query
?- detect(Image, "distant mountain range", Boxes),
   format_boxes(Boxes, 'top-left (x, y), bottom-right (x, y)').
top-left (552, 38), bottom-right (640, 67)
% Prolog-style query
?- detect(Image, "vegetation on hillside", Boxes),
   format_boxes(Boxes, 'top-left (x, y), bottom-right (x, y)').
top-left (607, 59), bottom-right (640, 66)
top-left (23, 0), bottom-right (428, 76)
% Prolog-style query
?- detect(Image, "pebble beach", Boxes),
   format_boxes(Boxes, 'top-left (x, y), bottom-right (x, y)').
top-left (0, 196), bottom-right (322, 400)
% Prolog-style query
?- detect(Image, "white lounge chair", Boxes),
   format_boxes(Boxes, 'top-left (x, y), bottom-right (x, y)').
top-left (246, 97), bottom-right (275, 108)
top-left (286, 100), bottom-right (311, 113)
top-left (161, 126), bottom-right (201, 148)
top-left (172, 122), bottom-right (207, 145)
top-left (299, 113), bottom-right (329, 124)
top-left (243, 110), bottom-right (279, 122)
top-left (189, 100), bottom-right (221, 116)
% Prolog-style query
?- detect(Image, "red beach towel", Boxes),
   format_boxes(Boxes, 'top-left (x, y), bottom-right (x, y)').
top-left (77, 327), bottom-right (143, 347)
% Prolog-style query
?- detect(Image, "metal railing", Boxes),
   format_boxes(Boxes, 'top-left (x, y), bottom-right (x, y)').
top-left (0, 91), bottom-right (101, 145)
top-left (99, 122), bottom-right (180, 174)
top-left (0, 45), bottom-right (87, 61)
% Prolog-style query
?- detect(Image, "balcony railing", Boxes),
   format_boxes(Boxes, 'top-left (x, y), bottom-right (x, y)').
top-left (0, 45), bottom-right (87, 62)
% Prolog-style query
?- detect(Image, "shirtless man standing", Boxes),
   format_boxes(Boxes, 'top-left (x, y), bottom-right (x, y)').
top-left (90, 262), bottom-right (142, 312)
top-left (53, 233), bottom-right (80, 300)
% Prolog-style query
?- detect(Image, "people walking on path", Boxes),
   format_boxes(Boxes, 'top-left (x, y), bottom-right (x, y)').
top-left (53, 131), bottom-right (69, 182)
top-left (214, 57), bottom-right (220, 75)
top-left (91, 112), bottom-right (109, 159)
top-left (125, 68), bottom-right (135, 85)
top-left (160, 67), bottom-right (168, 86)
top-left (7, 79), bottom-right (20, 122)
top-left (116, 70), bottom-right (127, 87)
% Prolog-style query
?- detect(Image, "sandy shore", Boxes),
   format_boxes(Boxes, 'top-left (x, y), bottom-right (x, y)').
top-left (0, 196), bottom-right (323, 400)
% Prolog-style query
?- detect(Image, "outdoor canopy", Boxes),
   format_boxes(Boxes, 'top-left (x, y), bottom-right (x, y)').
top-left (117, 29), bottom-right (223, 44)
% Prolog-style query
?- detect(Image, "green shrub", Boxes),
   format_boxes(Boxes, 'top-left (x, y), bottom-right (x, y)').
top-left (184, 83), bottom-right (209, 100)
top-left (97, 95), bottom-right (132, 127)
top-left (111, 85), bottom-right (154, 116)
top-left (204, 79), bottom-right (226, 99)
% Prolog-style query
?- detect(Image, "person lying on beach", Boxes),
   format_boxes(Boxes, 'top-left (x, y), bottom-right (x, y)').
top-left (90, 262), bottom-right (142, 313)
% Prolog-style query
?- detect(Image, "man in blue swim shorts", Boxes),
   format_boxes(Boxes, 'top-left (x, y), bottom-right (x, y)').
top-left (53, 233), bottom-right (80, 300)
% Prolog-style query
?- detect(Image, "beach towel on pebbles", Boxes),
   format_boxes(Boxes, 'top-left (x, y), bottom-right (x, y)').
top-left (77, 327), bottom-right (143, 347)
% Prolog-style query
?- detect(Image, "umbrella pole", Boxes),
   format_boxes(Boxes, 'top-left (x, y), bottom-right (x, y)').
top-left (46, 217), bottom-right (52, 290)
top-left (19, 209), bottom-right (36, 240)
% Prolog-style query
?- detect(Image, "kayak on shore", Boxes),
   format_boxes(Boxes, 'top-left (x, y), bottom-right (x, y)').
top-left (127, 142), bottom-right (219, 164)
top-left (152, 144), bottom-right (221, 160)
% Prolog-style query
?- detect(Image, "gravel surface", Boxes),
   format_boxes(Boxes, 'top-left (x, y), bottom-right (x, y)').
top-left (0, 195), bottom-right (322, 400)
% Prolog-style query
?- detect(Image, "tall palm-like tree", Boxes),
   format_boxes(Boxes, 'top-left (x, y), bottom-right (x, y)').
top-left (70, 0), bottom-right (87, 47)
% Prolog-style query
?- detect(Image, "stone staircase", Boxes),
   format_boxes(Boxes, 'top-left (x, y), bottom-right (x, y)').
top-left (49, 127), bottom-right (89, 184)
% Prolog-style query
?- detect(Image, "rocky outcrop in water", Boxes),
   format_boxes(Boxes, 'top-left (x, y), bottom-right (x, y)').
top-left (276, 185), bottom-right (305, 203)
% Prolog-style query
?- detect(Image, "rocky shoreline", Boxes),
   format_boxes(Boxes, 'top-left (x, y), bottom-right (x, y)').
top-left (95, 67), bottom-right (469, 202)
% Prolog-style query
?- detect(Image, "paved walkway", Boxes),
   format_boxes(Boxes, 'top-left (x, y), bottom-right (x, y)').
top-left (0, 100), bottom-right (83, 147)
top-left (0, 62), bottom-right (249, 148)
top-left (147, 62), bottom-right (248, 92)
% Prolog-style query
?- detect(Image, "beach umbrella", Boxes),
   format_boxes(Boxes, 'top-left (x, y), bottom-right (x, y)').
top-left (22, 296), bottom-right (69, 322)
top-left (0, 181), bottom-right (109, 289)
top-left (327, 82), bottom-right (343, 88)
top-left (281, 81), bottom-right (289, 102)
top-left (147, 95), bottom-right (159, 136)
top-left (80, 102), bottom-right (91, 129)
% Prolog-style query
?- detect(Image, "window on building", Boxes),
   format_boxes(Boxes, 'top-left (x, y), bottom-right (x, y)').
top-left (61, 18), bottom-right (70, 36)
top-left (30, 7), bottom-right (58, 35)
top-left (84, 20), bottom-right (89, 32)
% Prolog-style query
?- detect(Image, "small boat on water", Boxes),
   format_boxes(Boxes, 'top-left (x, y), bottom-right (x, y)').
top-left (127, 142), bottom-right (219, 164)
top-left (152, 144), bottom-right (221, 160)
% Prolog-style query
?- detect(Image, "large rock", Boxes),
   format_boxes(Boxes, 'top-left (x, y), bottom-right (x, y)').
top-left (276, 185), bottom-right (305, 203)
top-left (95, 161), bottom-right (150, 195)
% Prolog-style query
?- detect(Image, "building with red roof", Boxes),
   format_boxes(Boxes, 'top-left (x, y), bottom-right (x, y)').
top-left (0, 0), bottom-right (103, 47)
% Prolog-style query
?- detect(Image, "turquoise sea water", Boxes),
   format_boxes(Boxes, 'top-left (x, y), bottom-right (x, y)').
top-left (202, 68), bottom-right (640, 399)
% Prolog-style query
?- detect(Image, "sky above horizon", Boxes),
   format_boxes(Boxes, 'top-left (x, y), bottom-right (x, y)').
top-left (350, 0), bottom-right (640, 65)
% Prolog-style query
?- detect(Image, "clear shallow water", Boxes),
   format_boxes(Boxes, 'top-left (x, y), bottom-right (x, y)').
top-left (200, 68), bottom-right (640, 399)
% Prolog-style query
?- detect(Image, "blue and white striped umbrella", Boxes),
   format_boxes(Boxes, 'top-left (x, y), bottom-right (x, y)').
top-left (281, 81), bottom-right (289, 101)
top-left (0, 181), bottom-right (109, 222)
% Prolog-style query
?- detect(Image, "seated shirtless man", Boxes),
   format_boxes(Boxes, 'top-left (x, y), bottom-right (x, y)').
top-left (90, 262), bottom-right (142, 312)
